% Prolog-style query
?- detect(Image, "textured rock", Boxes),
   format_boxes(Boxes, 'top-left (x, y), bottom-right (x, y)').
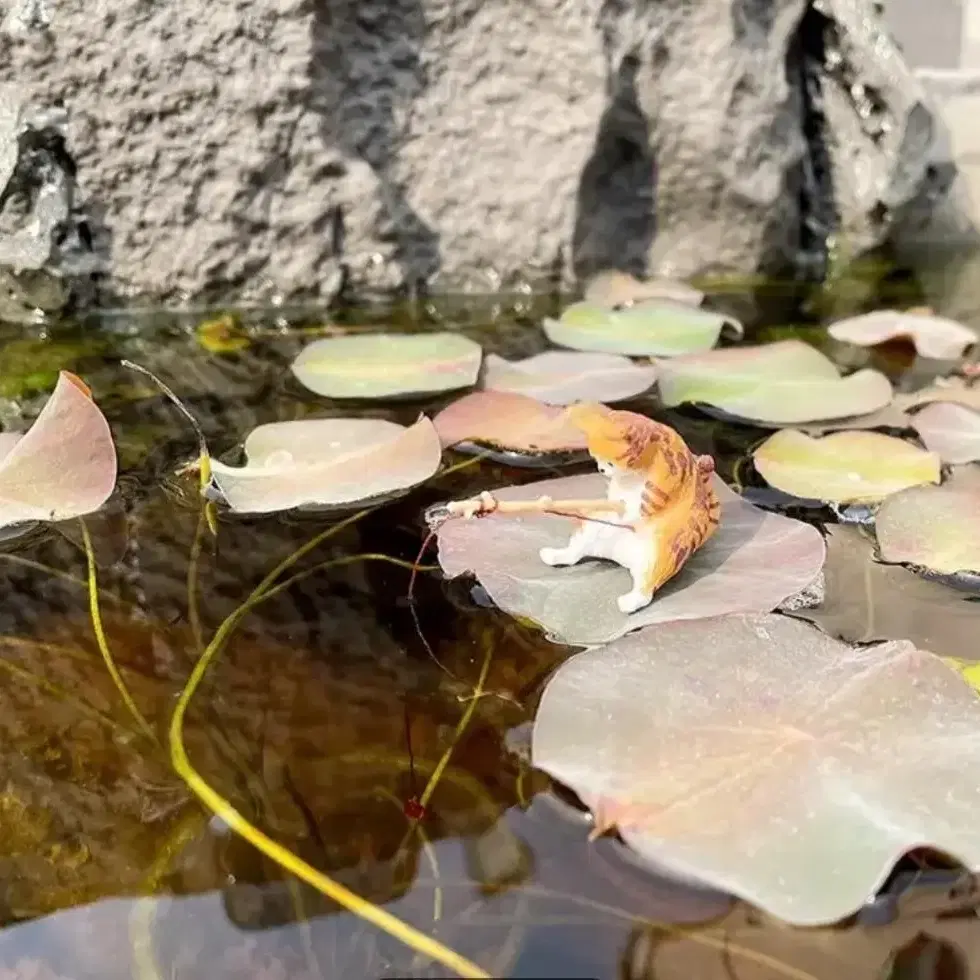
top-left (0, 0), bottom-right (965, 306)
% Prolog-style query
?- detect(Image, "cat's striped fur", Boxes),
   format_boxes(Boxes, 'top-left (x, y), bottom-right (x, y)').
top-left (567, 401), bottom-right (720, 596)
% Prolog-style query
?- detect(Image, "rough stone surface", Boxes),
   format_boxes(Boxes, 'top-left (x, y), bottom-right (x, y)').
top-left (0, 0), bottom-right (966, 306)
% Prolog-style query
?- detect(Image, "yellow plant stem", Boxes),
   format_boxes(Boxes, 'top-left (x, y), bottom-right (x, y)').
top-left (81, 520), bottom-right (158, 744)
top-left (168, 514), bottom-right (489, 979)
top-left (130, 808), bottom-right (207, 980)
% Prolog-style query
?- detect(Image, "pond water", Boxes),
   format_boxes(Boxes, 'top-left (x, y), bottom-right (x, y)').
top-left (0, 288), bottom-right (976, 980)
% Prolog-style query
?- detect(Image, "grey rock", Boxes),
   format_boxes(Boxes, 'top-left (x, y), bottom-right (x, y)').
top-left (815, 0), bottom-right (954, 264)
top-left (0, 83), bottom-right (102, 321)
top-left (0, 0), bottom-right (967, 306)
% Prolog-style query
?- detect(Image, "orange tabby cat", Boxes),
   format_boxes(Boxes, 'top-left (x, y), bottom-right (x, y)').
top-left (539, 402), bottom-right (720, 613)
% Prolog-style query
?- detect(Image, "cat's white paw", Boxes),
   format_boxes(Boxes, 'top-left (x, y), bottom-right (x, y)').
top-left (540, 546), bottom-right (575, 566)
top-left (617, 590), bottom-right (652, 614)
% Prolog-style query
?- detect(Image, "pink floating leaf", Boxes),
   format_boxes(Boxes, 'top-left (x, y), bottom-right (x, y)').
top-left (435, 472), bottom-right (825, 645)
top-left (828, 310), bottom-right (977, 360)
top-left (532, 613), bottom-right (980, 925)
top-left (875, 466), bottom-right (980, 583)
top-left (482, 351), bottom-right (657, 405)
top-left (209, 416), bottom-right (442, 514)
top-left (0, 371), bottom-right (117, 528)
top-left (911, 401), bottom-right (980, 464)
top-left (433, 391), bottom-right (588, 454)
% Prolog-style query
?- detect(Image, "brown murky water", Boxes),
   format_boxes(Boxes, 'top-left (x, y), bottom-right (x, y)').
top-left (0, 289), bottom-right (975, 980)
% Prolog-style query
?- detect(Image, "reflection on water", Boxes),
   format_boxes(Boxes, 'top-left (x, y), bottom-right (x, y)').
top-left (0, 298), bottom-right (973, 979)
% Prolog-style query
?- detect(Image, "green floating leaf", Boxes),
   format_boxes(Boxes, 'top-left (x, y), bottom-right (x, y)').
top-left (531, 612), bottom-right (980, 926)
top-left (290, 332), bottom-right (482, 399)
top-left (875, 466), bottom-right (980, 586)
top-left (657, 339), bottom-right (893, 426)
top-left (753, 429), bottom-right (940, 504)
top-left (912, 401), bottom-right (980, 464)
top-left (209, 416), bottom-right (442, 514)
top-left (542, 300), bottom-right (742, 357)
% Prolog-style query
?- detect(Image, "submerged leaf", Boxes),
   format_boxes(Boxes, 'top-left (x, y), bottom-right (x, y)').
top-left (543, 300), bottom-right (741, 357)
top-left (657, 340), bottom-right (893, 425)
top-left (290, 333), bottom-right (482, 399)
top-left (0, 371), bottom-right (117, 528)
top-left (584, 270), bottom-right (704, 308)
top-left (209, 416), bottom-right (442, 514)
top-left (788, 525), bottom-right (980, 661)
top-left (911, 402), bottom-right (980, 464)
top-left (828, 310), bottom-right (977, 360)
top-left (482, 351), bottom-right (657, 405)
top-left (432, 391), bottom-right (588, 454)
top-left (875, 467), bottom-right (980, 580)
top-left (531, 612), bottom-right (980, 926)
top-left (752, 430), bottom-right (940, 504)
top-left (435, 473), bottom-right (825, 645)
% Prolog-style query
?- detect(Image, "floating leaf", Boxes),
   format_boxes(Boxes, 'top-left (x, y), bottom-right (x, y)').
top-left (657, 340), bottom-right (893, 425)
top-left (482, 351), bottom-right (657, 405)
top-left (584, 270), bottom-right (704, 308)
top-left (752, 430), bottom-right (940, 504)
top-left (531, 612), bottom-right (980, 926)
top-left (875, 467), bottom-right (980, 584)
top-left (290, 333), bottom-right (482, 399)
top-left (209, 416), bottom-right (442, 514)
top-left (195, 313), bottom-right (251, 354)
top-left (904, 376), bottom-right (980, 412)
top-left (0, 371), bottom-right (117, 529)
top-left (911, 402), bottom-right (980, 464)
top-left (787, 525), bottom-right (980, 661)
top-left (828, 310), bottom-right (977, 360)
top-left (543, 300), bottom-right (742, 357)
top-left (433, 391), bottom-right (588, 456)
top-left (436, 473), bottom-right (825, 645)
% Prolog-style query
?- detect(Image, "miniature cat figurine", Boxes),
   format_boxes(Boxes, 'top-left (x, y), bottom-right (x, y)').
top-left (539, 402), bottom-right (720, 614)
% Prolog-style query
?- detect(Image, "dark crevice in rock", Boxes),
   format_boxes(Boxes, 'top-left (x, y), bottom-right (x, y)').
top-left (795, 3), bottom-right (836, 284)
top-left (0, 94), bottom-right (110, 323)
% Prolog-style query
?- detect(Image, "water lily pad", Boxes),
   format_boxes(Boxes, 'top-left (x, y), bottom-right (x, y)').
top-left (482, 351), bottom-right (657, 405)
top-left (905, 376), bottom-right (980, 412)
top-left (752, 430), bottom-right (940, 504)
top-left (0, 371), bottom-right (117, 529)
top-left (209, 416), bottom-right (442, 515)
top-left (433, 391), bottom-right (588, 456)
top-left (531, 612), bottom-right (980, 926)
top-left (875, 467), bottom-right (980, 586)
top-left (290, 333), bottom-right (482, 399)
top-left (788, 525), bottom-right (980, 661)
top-left (543, 300), bottom-right (742, 357)
top-left (435, 473), bottom-right (825, 645)
top-left (911, 402), bottom-right (980, 464)
top-left (584, 270), bottom-right (704, 308)
top-left (828, 310), bottom-right (977, 360)
top-left (657, 340), bottom-right (893, 426)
